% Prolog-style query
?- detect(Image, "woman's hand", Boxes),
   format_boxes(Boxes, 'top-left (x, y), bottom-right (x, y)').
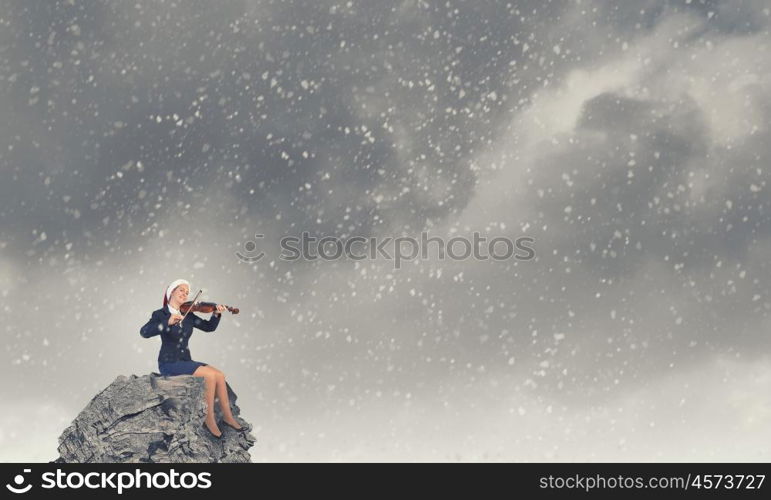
top-left (168, 314), bottom-right (184, 326)
top-left (215, 304), bottom-right (226, 315)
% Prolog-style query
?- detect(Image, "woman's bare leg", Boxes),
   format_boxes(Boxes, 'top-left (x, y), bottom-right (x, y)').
top-left (214, 373), bottom-right (243, 429)
top-left (193, 366), bottom-right (221, 436)
top-left (206, 365), bottom-right (239, 424)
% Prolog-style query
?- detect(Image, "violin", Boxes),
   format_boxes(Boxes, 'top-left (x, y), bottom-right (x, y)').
top-left (180, 301), bottom-right (240, 315)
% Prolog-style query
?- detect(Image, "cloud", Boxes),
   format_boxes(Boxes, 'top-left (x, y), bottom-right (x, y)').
top-left (0, 399), bottom-right (72, 462)
top-left (254, 354), bottom-right (771, 461)
top-left (3, 1), bottom-right (771, 461)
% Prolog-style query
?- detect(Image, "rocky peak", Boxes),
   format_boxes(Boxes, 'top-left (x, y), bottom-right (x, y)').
top-left (55, 374), bottom-right (255, 463)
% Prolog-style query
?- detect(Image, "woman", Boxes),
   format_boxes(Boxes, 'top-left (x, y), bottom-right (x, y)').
top-left (140, 279), bottom-right (245, 439)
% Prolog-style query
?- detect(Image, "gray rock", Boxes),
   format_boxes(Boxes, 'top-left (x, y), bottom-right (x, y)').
top-left (54, 373), bottom-right (255, 463)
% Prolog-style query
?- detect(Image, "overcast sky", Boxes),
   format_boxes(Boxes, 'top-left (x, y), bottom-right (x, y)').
top-left (1, 0), bottom-right (770, 461)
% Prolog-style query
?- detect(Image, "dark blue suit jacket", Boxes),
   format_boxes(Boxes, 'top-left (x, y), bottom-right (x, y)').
top-left (140, 305), bottom-right (221, 363)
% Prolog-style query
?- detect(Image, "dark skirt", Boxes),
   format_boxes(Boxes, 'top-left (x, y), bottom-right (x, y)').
top-left (158, 360), bottom-right (208, 376)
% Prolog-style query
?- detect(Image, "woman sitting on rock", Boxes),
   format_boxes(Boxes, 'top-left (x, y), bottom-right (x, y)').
top-left (140, 279), bottom-right (244, 439)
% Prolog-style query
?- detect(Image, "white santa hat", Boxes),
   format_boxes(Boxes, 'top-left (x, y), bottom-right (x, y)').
top-left (163, 279), bottom-right (190, 307)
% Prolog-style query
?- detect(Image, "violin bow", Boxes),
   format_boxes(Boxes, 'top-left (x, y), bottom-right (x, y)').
top-left (178, 289), bottom-right (202, 327)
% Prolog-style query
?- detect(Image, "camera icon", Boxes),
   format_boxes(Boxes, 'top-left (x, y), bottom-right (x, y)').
top-left (235, 234), bottom-right (265, 262)
top-left (5, 469), bottom-right (32, 494)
